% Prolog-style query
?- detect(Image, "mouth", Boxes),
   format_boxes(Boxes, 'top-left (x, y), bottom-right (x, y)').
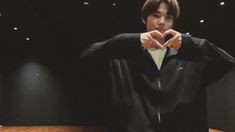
top-left (157, 29), bottom-right (166, 34)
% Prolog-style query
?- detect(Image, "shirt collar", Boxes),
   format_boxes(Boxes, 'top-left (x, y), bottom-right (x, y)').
top-left (143, 47), bottom-right (178, 57)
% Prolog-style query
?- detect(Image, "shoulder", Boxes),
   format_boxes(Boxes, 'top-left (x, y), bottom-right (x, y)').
top-left (181, 33), bottom-right (211, 48)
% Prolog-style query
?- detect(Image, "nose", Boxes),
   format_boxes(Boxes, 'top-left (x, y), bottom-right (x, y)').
top-left (159, 16), bottom-right (165, 26)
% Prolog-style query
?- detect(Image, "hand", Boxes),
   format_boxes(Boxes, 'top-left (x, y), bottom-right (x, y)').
top-left (140, 29), bottom-right (182, 50)
top-left (162, 29), bottom-right (182, 50)
top-left (140, 30), bottom-right (164, 49)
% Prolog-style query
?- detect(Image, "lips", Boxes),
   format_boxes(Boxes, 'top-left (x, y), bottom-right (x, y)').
top-left (157, 29), bottom-right (166, 34)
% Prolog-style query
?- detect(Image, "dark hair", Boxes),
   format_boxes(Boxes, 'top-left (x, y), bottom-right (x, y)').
top-left (141, 0), bottom-right (180, 22)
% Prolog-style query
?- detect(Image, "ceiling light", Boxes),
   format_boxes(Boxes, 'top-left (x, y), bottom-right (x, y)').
top-left (220, 2), bottom-right (225, 6)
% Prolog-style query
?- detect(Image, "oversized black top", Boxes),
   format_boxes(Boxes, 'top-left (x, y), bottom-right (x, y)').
top-left (80, 33), bottom-right (235, 132)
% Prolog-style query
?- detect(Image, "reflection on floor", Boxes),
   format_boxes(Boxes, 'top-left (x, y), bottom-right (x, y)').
top-left (0, 126), bottom-right (223, 132)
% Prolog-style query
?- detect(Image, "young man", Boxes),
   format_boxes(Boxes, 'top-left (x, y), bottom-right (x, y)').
top-left (81, 0), bottom-right (234, 131)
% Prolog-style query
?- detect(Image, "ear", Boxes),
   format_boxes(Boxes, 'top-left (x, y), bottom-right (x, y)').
top-left (141, 18), bottom-right (146, 24)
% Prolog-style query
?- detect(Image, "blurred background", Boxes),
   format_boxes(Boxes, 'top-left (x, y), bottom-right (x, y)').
top-left (0, 0), bottom-right (234, 131)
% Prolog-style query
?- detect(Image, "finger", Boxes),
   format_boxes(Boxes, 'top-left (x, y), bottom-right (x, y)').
top-left (163, 40), bottom-right (171, 48)
top-left (148, 34), bottom-right (165, 49)
top-left (163, 29), bottom-right (177, 38)
top-left (141, 39), bottom-right (150, 49)
top-left (163, 39), bottom-right (178, 48)
top-left (172, 43), bottom-right (179, 50)
top-left (163, 34), bottom-right (180, 46)
top-left (147, 34), bottom-right (156, 45)
top-left (176, 38), bottom-right (182, 49)
top-left (163, 29), bottom-right (182, 50)
top-left (153, 39), bottom-right (164, 49)
top-left (150, 30), bottom-right (163, 40)
top-left (163, 39), bottom-right (181, 50)
top-left (163, 29), bottom-right (182, 44)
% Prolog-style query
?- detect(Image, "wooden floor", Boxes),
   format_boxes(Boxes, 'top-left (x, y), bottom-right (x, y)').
top-left (0, 126), bottom-right (223, 132)
top-left (209, 128), bottom-right (224, 132)
top-left (0, 126), bottom-right (107, 132)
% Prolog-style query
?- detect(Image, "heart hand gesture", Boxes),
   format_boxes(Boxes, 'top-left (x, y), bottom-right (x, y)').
top-left (140, 29), bottom-right (182, 50)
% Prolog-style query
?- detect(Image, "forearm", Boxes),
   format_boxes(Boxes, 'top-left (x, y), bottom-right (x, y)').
top-left (80, 33), bottom-right (142, 59)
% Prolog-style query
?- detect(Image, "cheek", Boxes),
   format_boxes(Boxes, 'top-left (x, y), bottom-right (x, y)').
top-left (147, 19), bottom-right (158, 27)
top-left (146, 23), bottom-right (155, 31)
top-left (146, 21), bottom-right (154, 28)
top-left (165, 21), bottom-right (174, 29)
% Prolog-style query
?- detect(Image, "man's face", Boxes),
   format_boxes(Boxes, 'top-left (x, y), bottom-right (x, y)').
top-left (144, 2), bottom-right (174, 34)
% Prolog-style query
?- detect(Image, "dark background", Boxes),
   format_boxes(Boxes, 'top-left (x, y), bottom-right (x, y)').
top-left (0, 0), bottom-right (235, 131)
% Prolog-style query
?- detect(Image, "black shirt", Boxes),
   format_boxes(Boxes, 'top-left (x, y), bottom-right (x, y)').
top-left (81, 33), bottom-right (235, 132)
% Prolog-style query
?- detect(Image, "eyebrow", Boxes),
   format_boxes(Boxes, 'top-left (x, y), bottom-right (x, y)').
top-left (155, 11), bottom-right (161, 14)
top-left (154, 10), bottom-right (174, 17)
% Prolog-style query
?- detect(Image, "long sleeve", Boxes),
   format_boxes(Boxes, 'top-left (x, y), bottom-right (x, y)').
top-left (80, 33), bottom-right (142, 59)
top-left (78, 33), bottom-right (142, 124)
top-left (188, 35), bottom-right (235, 86)
top-left (79, 33), bottom-right (143, 94)
top-left (190, 36), bottom-right (235, 63)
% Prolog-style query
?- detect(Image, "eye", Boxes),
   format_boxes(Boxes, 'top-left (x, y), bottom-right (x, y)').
top-left (152, 14), bottom-right (161, 18)
top-left (166, 15), bottom-right (173, 20)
